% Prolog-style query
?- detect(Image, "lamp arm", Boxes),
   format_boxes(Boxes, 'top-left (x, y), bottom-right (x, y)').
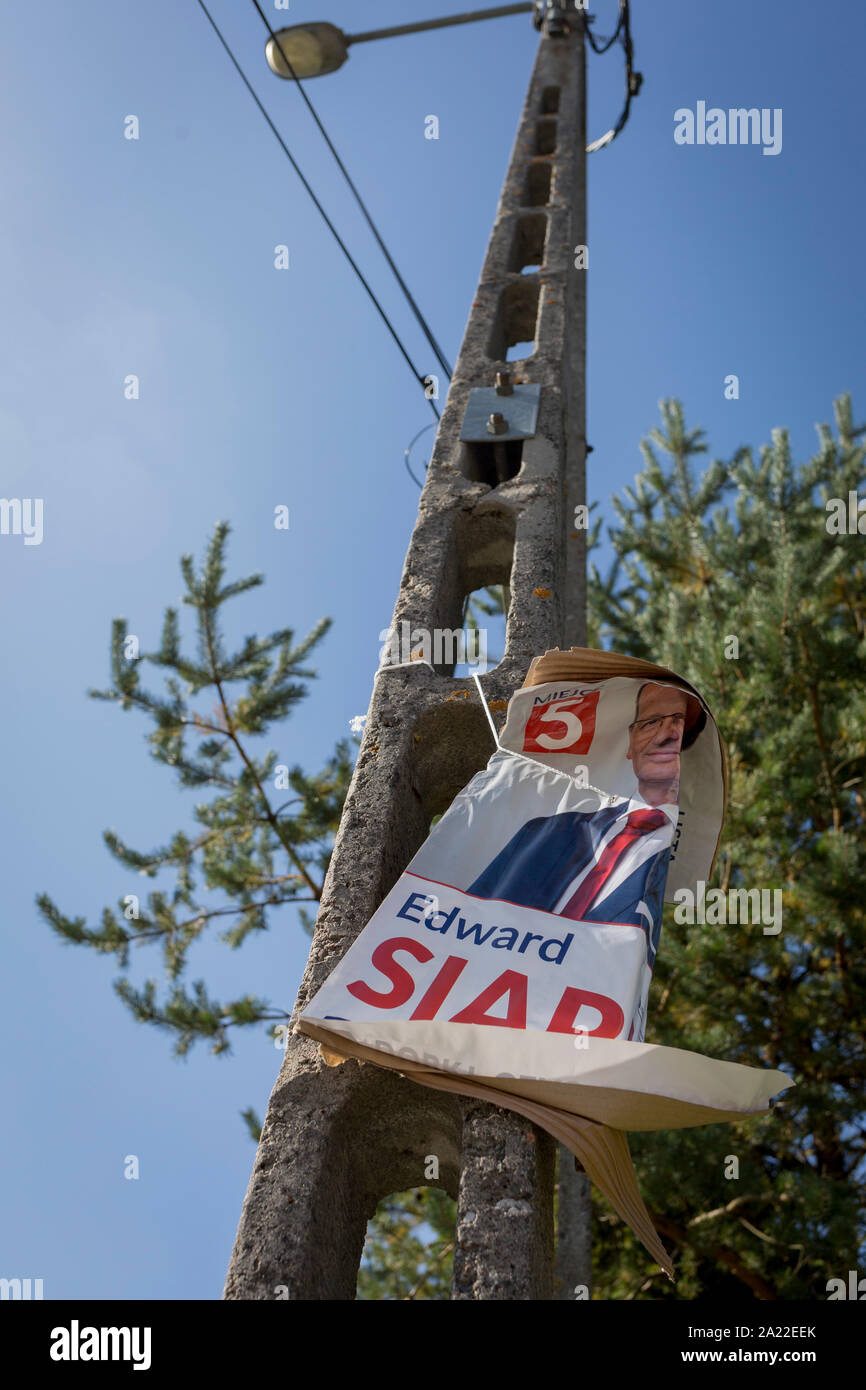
top-left (345, 4), bottom-right (534, 47)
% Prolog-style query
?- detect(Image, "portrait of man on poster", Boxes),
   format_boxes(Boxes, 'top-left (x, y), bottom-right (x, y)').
top-left (467, 681), bottom-right (706, 965)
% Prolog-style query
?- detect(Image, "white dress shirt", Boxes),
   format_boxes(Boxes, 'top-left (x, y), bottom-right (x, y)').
top-left (551, 794), bottom-right (678, 918)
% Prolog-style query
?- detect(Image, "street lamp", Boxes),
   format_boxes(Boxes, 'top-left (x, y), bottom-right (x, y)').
top-left (265, 5), bottom-right (536, 80)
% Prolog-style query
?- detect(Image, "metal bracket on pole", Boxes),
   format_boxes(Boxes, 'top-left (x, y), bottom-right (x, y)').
top-left (460, 383), bottom-right (541, 442)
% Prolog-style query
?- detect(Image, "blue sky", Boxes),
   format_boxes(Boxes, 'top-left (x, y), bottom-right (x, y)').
top-left (1, 0), bottom-right (863, 1299)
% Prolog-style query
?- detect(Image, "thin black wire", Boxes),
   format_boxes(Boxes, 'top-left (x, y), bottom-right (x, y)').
top-left (584, 2), bottom-right (625, 53)
top-left (251, 0), bottom-right (453, 382)
top-left (404, 422), bottom-right (435, 488)
top-left (585, 0), bottom-right (641, 153)
top-left (195, 0), bottom-right (440, 421)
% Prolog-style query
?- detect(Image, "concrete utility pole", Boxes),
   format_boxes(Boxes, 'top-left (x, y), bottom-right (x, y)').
top-left (225, 6), bottom-right (588, 1301)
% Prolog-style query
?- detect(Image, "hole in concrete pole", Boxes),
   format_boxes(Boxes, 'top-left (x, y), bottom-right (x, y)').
top-left (487, 278), bottom-right (540, 362)
top-left (535, 120), bottom-right (557, 155)
top-left (390, 507), bottom-right (514, 730)
top-left (526, 162), bottom-right (552, 207)
top-left (459, 438), bottom-right (524, 487)
top-left (508, 213), bottom-right (547, 273)
top-left (506, 341), bottom-right (535, 362)
top-left (409, 506), bottom-right (514, 805)
top-left (455, 584), bottom-right (509, 677)
top-left (358, 1188), bottom-right (457, 1301)
top-left (541, 85), bottom-right (561, 114)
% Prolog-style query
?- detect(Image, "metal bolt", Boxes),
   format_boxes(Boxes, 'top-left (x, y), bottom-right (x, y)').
top-left (495, 371), bottom-right (514, 396)
top-left (487, 412), bottom-right (508, 435)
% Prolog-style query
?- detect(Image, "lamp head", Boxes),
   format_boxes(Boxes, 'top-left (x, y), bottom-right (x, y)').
top-left (265, 22), bottom-right (349, 80)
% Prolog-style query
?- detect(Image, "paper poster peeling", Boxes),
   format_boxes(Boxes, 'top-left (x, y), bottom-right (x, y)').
top-left (296, 647), bottom-right (793, 1275)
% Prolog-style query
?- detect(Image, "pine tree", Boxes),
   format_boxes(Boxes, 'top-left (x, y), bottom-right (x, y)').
top-left (37, 521), bottom-right (354, 1058)
top-left (587, 394), bottom-right (865, 1299)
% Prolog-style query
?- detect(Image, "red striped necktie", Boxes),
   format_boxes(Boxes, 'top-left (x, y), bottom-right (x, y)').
top-left (560, 808), bottom-right (668, 921)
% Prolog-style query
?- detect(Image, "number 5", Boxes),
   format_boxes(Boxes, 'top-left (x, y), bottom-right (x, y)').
top-left (534, 701), bottom-right (584, 749)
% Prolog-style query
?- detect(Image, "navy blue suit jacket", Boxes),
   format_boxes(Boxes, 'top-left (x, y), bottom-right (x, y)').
top-left (467, 803), bottom-right (671, 966)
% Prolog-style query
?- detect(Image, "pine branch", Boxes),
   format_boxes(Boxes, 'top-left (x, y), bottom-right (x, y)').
top-left (36, 521), bottom-right (353, 1052)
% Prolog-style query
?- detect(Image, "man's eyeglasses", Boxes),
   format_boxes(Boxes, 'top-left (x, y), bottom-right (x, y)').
top-left (629, 712), bottom-right (687, 734)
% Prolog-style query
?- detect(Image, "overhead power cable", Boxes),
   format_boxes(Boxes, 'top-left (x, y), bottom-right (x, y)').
top-left (250, 0), bottom-right (453, 382)
top-left (195, 0), bottom-right (440, 420)
top-left (585, 1), bottom-right (642, 153)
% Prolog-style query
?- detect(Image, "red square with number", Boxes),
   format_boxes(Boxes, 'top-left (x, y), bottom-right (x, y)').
top-left (523, 692), bottom-right (600, 755)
